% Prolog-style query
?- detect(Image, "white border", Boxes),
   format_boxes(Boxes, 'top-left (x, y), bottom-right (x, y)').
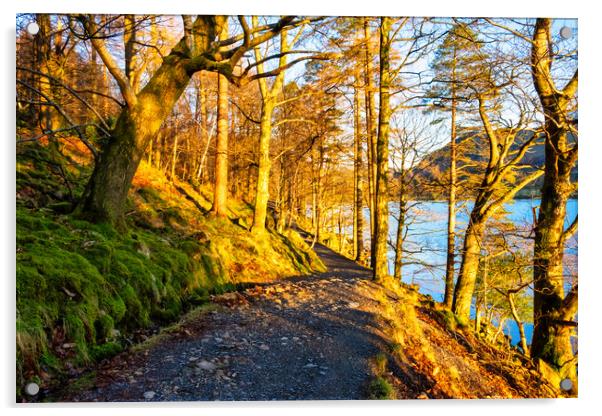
top-left (3, 1), bottom-right (601, 416)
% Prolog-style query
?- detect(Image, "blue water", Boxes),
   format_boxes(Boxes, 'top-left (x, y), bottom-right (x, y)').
top-left (364, 198), bottom-right (578, 345)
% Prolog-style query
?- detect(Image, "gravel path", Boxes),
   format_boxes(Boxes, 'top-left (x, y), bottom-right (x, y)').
top-left (66, 243), bottom-right (390, 402)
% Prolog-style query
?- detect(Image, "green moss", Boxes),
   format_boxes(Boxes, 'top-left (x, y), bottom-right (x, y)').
top-left (436, 309), bottom-right (467, 332)
top-left (367, 377), bottom-right (395, 399)
top-left (90, 342), bottom-right (122, 361)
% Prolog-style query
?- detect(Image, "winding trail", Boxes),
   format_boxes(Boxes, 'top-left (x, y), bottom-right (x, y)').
top-left (66, 243), bottom-right (393, 401)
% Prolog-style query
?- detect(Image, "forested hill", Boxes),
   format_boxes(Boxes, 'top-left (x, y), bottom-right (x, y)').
top-left (408, 129), bottom-right (578, 200)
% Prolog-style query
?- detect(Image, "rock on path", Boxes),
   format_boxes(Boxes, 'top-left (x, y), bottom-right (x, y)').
top-left (66, 243), bottom-right (389, 402)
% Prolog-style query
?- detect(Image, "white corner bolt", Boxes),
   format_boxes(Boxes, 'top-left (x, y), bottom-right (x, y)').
top-left (24, 382), bottom-right (40, 396)
top-left (26, 22), bottom-right (40, 36)
top-left (560, 378), bottom-right (573, 391)
top-left (559, 26), bottom-right (573, 40)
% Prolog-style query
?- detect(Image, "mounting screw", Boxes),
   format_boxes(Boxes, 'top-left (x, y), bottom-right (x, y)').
top-left (560, 26), bottom-right (573, 40)
top-left (24, 382), bottom-right (40, 396)
top-left (560, 378), bottom-right (573, 391)
top-left (26, 22), bottom-right (40, 35)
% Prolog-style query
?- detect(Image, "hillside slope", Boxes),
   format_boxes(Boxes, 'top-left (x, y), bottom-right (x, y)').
top-left (16, 140), bottom-right (324, 398)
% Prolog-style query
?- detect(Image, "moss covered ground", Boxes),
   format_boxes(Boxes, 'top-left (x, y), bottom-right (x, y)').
top-left (16, 140), bottom-right (324, 396)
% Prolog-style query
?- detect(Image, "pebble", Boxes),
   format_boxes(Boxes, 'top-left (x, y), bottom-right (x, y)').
top-left (348, 302), bottom-right (360, 308)
top-left (197, 360), bottom-right (217, 371)
top-left (143, 391), bottom-right (156, 400)
top-left (259, 344), bottom-right (270, 351)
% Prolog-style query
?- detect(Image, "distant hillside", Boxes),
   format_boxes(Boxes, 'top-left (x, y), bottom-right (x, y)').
top-left (406, 129), bottom-right (577, 200)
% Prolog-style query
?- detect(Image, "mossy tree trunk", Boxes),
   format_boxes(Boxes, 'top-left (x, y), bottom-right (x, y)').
top-left (76, 15), bottom-right (298, 226)
top-left (373, 17), bottom-right (392, 282)
top-left (530, 18), bottom-right (578, 390)
top-left (77, 53), bottom-right (193, 225)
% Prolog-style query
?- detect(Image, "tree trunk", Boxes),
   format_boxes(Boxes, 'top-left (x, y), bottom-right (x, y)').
top-left (508, 293), bottom-right (530, 357)
top-left (35, 14), bottom-right (63, 132)
top-left (250, 23), bottom-right (288, 234)
top-left (363, 18), bottom-right (378, 268)
top-left (373, 17), bottom-right (392, 282)
top-left (76, 55), bottom-right (193, 225)
top-left (353, 79), bottom-right (365, 262)
top-left (444, 87), bottom-right (458, 309)
top-left (211, 26), bottom-right (230, 217)
top-left (393, 172), bottom-right (405, 281)
top-left (530, 18), bottom-right (578, 390)
top-left (251, 100), bottom-right (274, 233)
top-left (195, 77), bottom-right (211, 182)
top-left (170, 119), bottom-right (179, 181)
top-left (452, 215), bottom-right (485, 321)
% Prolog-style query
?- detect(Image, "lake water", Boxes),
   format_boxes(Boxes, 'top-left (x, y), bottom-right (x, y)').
top-left (364, 198), bottom-right (578, 345)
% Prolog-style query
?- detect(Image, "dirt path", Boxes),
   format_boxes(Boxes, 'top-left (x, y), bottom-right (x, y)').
top-left (65, 243), bottom-right (392, 401)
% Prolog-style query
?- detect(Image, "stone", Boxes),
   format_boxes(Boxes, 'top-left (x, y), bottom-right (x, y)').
top-left (348, 302), bottom-right (360, 308)
top-left (143, 391), bottom-right (156, 400)
top-left (197, 360), bottom-right (217, 371)
top-left (259, 344), bottom-right (270, 351)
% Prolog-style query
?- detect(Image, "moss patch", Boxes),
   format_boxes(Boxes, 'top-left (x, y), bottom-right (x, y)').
top-left (368, 377), bottom-right (395, 399)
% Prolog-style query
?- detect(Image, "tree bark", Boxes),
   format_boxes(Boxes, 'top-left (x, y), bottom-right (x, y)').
top-left (353, 77), bottom-right (365, 262)
top-left (252, 101), bottom-right (274, 232)
top-left (76, 53), bottom-right (193, 225)
top-left (170, 118), bottom-right (179, 180)
top-left (530, 18), bottom-right (578, 390)
top-left (373, 17), bottom-right (392, 282)
top-left (251, 24), bottom-right (288, 234)
top-left (211, 26), bottom-right (230, 217)
top-left (393, 168), bottom-right (406, 281)
top-left (195, 76), bottom-right (211, 182)
top-left (363, 18), bottom-right (378, 268)
top-left (444, 66), bottom-right (458, 309)
top-left (452, 214), bottom-right (485, 321)
top-left (507, 293), bottom-right (530, 357)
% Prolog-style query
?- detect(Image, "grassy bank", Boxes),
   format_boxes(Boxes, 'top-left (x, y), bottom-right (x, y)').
top-left (16, 140), bottom-right (324, 396)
